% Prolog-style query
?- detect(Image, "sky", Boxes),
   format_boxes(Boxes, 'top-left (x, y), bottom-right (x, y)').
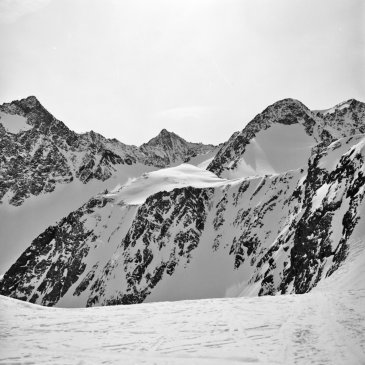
top-left (0, 0), bottom-right (364, 145)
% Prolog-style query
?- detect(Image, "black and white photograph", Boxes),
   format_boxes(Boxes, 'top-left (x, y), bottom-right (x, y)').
top-left (0, 0), bottom-right (364, 364)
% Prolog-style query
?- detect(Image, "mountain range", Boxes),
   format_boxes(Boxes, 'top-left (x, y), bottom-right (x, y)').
top-left (0, 96), bottom-right (364, 307)
top-left (0, 96), bottom-right (217, 207)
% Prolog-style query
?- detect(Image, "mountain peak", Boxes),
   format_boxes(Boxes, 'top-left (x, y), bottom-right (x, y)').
top-left (273, 98), bottom-right (304, 105)
top-left (316, 98), bottom-right (365, 116)
top-left (157, 128), bottom-right (180, 140)
top-left (265, 98), bottom-right (309, 114)
top-left (139, 128), bottom-right (216, 167)
top-left (0, 95), bottom-right (42, 111)
top-left (143, 128), bottom-right (186, 148)
top-left (16, 95), bottom-right (43, 110)
top-left (24, 95), bottom-right (40, 104)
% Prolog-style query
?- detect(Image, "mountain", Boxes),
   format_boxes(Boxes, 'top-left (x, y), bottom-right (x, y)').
top-left (1, 98), bottom-right (364, 307)
top-left (207, 98), bottom-right (365, 178)
top-left (140, 128), bottom-right (217, 167)
top-left (0, 96), bottom-right (217, 207)
top-left (0, 96), bottom-right (143, 206)
top-left (0, 96), bottom-right (218, 275)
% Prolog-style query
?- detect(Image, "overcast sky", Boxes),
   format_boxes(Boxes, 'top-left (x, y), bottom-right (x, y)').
top-left (0, 0), bottom-right (364, 145)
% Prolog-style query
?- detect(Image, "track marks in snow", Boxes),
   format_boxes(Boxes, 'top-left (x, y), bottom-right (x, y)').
top-left (1, 288), bottom-right (364, 364)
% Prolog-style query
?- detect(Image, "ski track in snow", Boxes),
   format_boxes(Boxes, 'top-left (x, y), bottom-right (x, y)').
top-left (1, 288), bottom-right (364, 365)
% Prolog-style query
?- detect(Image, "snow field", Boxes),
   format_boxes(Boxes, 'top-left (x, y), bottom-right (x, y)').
top-left (0, 112), bottom-right (33, 134)
top-left (1, 286), bottom-right (364, 365)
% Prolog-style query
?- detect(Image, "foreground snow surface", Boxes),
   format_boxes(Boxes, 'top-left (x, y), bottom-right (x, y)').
top-left (1, 288), bottom-right (364, 365)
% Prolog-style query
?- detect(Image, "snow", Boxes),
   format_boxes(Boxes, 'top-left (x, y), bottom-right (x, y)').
top-left (0, 163), bottom-right (225, 276)
top-left (318, 135), bottom-right (365, 171)
top-left (1, 103), bottom-right (365, 363)
top-left (187, 149), bottom-right (218, 169)
top-left (311, 183), bottom-right (329, 212)
top-left (0, 163), bottom-right (158, 275)
top-left (222, 123), bottom-right (316, 179)
top-left (2, 221), bottom-right (364, 364)
top-left (109, 164), bottom-right (227, 205)
top-left (1, 283), bottom-right (364, 364)
top-left (197, 156), bottom-right (214, 169)
top-left (56, 203), bottom-right (140, 308)
top-left (0, 111), bottom-right (33, 133)
top-left (145, 171), bottom-right (302, 302)
top-left (318, 100), bottom-right (352, 115)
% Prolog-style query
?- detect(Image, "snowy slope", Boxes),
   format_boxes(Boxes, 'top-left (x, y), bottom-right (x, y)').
top-left (106, 164), bottom-right (226, 205)
top-left (1, 254), bottom-right (364, 365)
top-left (0, 163), bottom-right (159, 275)
top-left (219, 123), bottom-right (316, 179)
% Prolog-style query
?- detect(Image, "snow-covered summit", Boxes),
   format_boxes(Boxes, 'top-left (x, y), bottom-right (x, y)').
top-left (208, 98), bottom-right (365, 178)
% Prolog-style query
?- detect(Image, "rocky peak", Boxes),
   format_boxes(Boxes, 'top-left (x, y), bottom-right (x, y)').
top-left (160, 128), bottom-right (170, 136)
top-left (4, 96), bottom-right (43, 113)
top-left (207, 98), bottom-right (365, 177)
top-left (143, 128), bottom-right (186, 149)
top-left (207, 99), bottom-right (318, 176)
top-left (313, 99), bottom-right (365, 136)
top-left (0, 96), bottom-right (142, 205)
top-left (81, 130), bottom-right (105, 145)
top-left (19, 95), bottom-right (42, 108)
top-left (255, 98), bottom-right (312, 126)
top-left (267, 97), bottom-right (307, 110)
top-left (139, 128), bottom-right (217, 167)
top-left (1, 96), bottom-right (34, 116)
top-left (344, 98), bottom-right (357, 106)
top-left (0, 96), bottom-right (64, 135)
top-left (315, 99), bottom-right (364, 115)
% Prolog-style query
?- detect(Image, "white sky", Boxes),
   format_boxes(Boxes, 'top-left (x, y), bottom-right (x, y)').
top-left (0, 0), bottom-right (364, 145)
